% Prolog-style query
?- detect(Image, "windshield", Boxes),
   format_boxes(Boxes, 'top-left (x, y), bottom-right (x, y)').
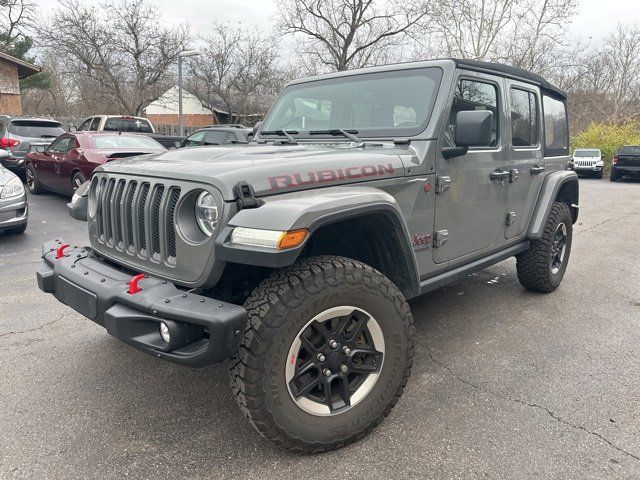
top-left (8, 121), bottom-right (65, 138)
top-left (620, 146), bottom-right (640, 155)
top-left (261, 68), bottom-right (443, 138)
top-left (573, 149), bottom-right (600, 157)
top-left (92, 135), bottom-right (163, 149)
top-left (103, 117), bottom-right (153, 133)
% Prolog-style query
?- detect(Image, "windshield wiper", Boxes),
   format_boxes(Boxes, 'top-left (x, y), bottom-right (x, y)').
top-left (260, 129), bottom-right (299, 145)
top-left (309, 129), bottom-right (364, 147)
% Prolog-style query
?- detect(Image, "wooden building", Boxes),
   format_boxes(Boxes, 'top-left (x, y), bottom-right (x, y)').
top-left (0, 52), bottom-right (40, 116)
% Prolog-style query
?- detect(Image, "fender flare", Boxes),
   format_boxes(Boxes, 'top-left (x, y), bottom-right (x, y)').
top-left (527, 170), bottom-right (579, 240)
top-left (215, 186), bottom-right (420, 298)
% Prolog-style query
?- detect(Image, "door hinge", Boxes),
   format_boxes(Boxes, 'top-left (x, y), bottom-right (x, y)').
top-left (433, 229), bottom-right (449, 247)
top-left (233, 181), bottom-right (262, 210)
top-left (506, 211), bottom-right (517, 226)
top-left (435, 175), bottom-right (451, 194)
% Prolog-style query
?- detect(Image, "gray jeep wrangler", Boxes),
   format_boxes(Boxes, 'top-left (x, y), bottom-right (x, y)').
top-left (37, 59), bottom-right (578, 453)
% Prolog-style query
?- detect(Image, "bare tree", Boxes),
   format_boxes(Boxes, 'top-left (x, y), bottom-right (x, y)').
top-left (422, 0), bottom-right (576, 68)
top-left (277, 0), bottom-right (428, 72)
top-left (187, 23), bottom-right (284, 123)
top-left (602, 24), bottom-right (640, 122)
top-left (0, 0), bottom-right (35, 58)
top-left (39, 0), bottom-right (189, 115)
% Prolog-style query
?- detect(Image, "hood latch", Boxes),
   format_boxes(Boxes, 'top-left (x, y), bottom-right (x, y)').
top-left (233, 181), bottom-right (263, 210)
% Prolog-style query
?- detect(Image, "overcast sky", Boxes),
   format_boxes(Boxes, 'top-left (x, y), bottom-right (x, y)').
top-left (37, 0), bottom-right (640, 46)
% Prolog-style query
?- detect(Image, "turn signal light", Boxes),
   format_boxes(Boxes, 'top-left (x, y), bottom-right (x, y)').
top-left (278, 229), bottom-right (308, 249)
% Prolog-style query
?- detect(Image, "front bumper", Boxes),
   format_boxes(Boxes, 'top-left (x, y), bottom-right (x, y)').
top-left (572, 164), bottom-right (603, 173)
top-left (36, 239), bottom-right (247, 367)
top-left (0, 196), bottom-right (27, 230)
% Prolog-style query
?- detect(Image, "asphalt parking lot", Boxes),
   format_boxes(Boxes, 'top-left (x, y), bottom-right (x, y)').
top-left (1, 178), bottom-right (639, 479)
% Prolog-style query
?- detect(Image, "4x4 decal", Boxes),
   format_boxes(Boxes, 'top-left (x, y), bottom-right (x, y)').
top-left (268, 163), bottom-right (395, 190)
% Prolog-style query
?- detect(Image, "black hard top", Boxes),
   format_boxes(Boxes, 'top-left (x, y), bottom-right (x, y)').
top-left (453, 59), bottom-right (566, 100)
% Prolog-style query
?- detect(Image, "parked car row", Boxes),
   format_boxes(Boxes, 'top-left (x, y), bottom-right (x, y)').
top-left (569, 146), bottom-right (640, 182)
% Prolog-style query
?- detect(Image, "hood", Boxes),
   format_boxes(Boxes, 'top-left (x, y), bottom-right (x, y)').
top-left (97, 143), bottom-right (413, 200)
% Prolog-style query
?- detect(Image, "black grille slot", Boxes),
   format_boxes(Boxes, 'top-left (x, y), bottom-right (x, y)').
top-left (125, 181), bottom-right (137, 251)
top-left (150, 185), bottom-right (165, 256)
top-left (166, 188), bottom-right (180, 259)
top-left (138, 183), bottom-right (150, 252)
top-left (113, 179), bottom-right (126, 248)
top-left (93, 175), bottom-right (181, 266)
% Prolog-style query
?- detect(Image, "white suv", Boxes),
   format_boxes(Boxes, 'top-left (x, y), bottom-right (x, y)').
top-left (571, 148), bottom-right (604, 179)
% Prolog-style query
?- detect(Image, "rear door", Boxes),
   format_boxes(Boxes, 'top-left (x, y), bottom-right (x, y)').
top-left (433, 72), bottom-right (509, 264)
top-left (505, 82), bottom-right (545, 239)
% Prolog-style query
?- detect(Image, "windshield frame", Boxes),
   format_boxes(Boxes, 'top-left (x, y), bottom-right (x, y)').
top-left (259, 67), bottom-right (444, 140)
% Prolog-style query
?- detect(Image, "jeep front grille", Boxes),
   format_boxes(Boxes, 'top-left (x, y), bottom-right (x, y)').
top-left (575, 159), bottom-right (595, 166)
top-left (94, 177), bottom-right (181, 265)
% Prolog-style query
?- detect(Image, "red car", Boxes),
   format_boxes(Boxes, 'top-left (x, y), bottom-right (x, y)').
top-left (25, 132), bottom-right (166, 196)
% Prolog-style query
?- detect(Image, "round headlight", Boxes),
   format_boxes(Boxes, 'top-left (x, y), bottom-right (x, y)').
top-left (195, 191), bottom-right (219, 236)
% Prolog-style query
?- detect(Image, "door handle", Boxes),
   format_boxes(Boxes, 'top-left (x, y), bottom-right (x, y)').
top-left (490, 169), bottom-right (510, 180)
top-left (531, 165), bottom-right (545, 174)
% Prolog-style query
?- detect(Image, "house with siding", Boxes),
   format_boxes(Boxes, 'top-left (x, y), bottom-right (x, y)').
top-left (0, 52), bottom-right (40, 116)
top-left (144, 86), bottom-right (229, 127)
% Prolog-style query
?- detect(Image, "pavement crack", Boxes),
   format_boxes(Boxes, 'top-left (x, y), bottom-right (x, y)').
top-left (0, 314), bottom-right (66, 339)
top-left (575, 214), bottom-right (636, 237)
top-left (419, 340), bottom-right (640, 462)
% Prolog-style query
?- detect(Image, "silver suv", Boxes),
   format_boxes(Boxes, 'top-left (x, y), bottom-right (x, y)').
top-left (0, 117), bottom-right (65, 177)
top-left (39, 58), bottom-right (579, 453)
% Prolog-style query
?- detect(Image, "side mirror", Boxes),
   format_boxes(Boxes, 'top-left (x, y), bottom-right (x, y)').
top-left (455, 110), bottom-right (493, 147)
top-left (443, 110), bottom-right (494, 159)
top-left (67, 180), bottom-right (90, 221)
top-left (68, 124), bottom-right (77, 132)
top-left (174, 140), bottom-right (182, 148)
top-left (36, 145), bottom-right (46, 153)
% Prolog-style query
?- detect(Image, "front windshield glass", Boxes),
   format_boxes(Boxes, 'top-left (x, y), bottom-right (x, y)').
top-left (573, 149), bottom-right (600, 157)
top-left (261, 68), bottom-right (443, 138)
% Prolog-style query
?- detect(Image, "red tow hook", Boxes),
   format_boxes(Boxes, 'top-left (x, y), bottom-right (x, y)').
top-left (55, 243), bottom-right (70, 259)
top-left (128, 274), bottom-right (146, 294)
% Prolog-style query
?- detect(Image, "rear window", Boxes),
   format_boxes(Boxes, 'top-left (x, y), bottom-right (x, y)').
top-left (620, 146), bottom-right (640, 155)
top-left (103, 117), bottom-right (153, 133)
top-left (573, 149), bottom-right (600, 157)
top-left (8, 120), bottom-right (65, 138)
top-left (92, 135), bottom-right (164, 149)
top-left (542, 96), bottom-right (569, 156)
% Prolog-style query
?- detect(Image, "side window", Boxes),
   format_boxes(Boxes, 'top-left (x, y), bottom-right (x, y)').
top-left (510, 88), bottom-right (539, 147)
top-left (449, 79), bottom-right (499, 148)
top-left (77, 119), bottom-right (92, 131)
top-left (184, 131), bottom-right (206, 147)
top-left (90, 117), bottom-right (101, 131)
top-left (48, 136), bottom-right (74, 153)
top-left (203, 131), bottom-right (229, 145)
top-left (543, 95), bottom-right (568, 156)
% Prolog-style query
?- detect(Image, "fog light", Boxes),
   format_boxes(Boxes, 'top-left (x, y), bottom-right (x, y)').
top-left (159, 322), bottom-right (171, 343)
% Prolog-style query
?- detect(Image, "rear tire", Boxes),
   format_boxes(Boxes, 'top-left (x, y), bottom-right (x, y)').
top-left (229, 256), bottom-right (415, 453)
top-left (610, 170), bottom-right (620, 182)
top-left (516, 202), bottom-right (572, 293)
top-left (25, 163), bottom-right (44, 194)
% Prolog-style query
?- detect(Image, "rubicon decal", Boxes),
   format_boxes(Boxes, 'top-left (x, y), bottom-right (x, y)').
top-left (268, 164), bottom-right (395, 190)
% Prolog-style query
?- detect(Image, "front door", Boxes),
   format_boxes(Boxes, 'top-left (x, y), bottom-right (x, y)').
top-left (433, 73), bottom-right (509, 264)
top-left (505, 83), bottom-right (545, 238)
top-left (39, 135), bottom-right (73, 190)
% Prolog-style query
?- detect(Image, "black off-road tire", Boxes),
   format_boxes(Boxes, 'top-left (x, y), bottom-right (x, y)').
top-left (228, 256), bottom-right (415, 453)
top-left (516, 202), bottom-right (572, 293)
top-left (25, 163), bottom-right (44, 194)
top-left (596, 171), bottom-right (603, 179)
top-left (610, 171), bottom-right (619, 182)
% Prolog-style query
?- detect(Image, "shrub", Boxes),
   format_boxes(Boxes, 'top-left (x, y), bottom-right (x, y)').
top-left (571, 122), bottom-right (640, 175)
